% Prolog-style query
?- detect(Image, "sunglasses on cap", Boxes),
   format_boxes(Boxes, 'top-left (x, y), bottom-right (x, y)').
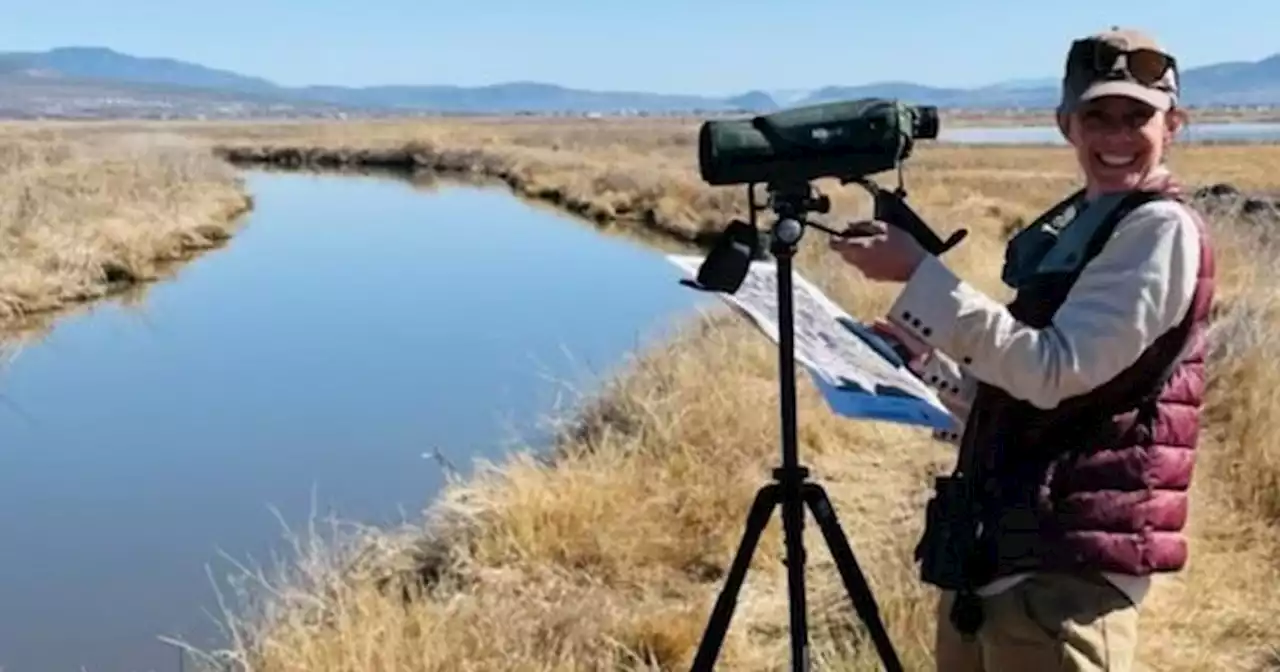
top-left (1068, 39), bottom-right (1177, 88)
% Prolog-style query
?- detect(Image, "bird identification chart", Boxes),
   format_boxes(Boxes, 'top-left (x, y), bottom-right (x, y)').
top-left (667, 254), bottom-right (955, 430)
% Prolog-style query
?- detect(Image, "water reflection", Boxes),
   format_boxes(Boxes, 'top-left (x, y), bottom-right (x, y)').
top-left (0, 170), bottom-right (709, 672)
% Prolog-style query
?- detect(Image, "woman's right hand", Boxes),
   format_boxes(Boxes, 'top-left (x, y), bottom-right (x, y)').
top-left (871, 317), bottom-right (932, 368)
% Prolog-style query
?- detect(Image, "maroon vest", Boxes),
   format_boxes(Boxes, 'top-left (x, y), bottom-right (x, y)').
top-left (961, 189), bottom-right (1216, 582)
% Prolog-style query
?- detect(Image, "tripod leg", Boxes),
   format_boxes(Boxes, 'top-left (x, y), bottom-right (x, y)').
top-left (689, 483), bottom-right (781, 672)
top-left (802, 483), bottom-right (905, 672)
top-left (782, 481), bottom-right (810, 672)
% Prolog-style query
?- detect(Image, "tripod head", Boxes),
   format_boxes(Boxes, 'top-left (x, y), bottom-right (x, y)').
top-left (683, 178), bottom-right (819, 294)
top-left (762, 178), bottom-right (830, 252)
top-left (687, 170), bottom-right (968, 296)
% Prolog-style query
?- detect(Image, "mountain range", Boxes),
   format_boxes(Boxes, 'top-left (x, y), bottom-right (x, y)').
top-left (2, 46), bottom-right (1279, 119)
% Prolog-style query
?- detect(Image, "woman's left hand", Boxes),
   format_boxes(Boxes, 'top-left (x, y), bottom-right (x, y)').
top-left (828, 220), bottom-right (928, 283)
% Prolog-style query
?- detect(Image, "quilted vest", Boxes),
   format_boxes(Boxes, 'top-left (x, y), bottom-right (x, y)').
top-left (960, 185), bottom-right (1216, 583)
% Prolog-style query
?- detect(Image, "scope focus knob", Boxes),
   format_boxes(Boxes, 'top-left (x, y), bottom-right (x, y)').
top-left (775, 218), bottom-right (804, 246)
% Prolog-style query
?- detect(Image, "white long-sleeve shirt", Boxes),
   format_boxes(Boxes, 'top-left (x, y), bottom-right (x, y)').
top-left (888, 196), bottom-right (1203, 605)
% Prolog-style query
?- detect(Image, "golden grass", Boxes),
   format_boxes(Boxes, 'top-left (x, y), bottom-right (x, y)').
top-left (83, 116), bottom-right (1278, 671)
top-left (0, 125), bottom-right (251, 337)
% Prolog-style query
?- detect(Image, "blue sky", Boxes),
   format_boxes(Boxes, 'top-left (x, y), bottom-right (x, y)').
top-left (2, 0), bottom-right (1273, 94)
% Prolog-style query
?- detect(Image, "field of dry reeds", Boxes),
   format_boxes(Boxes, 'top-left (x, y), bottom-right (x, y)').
top-left (0, 124), bottom-right (251, 338)
top-left (11, 116), bottom-right (1280, 671)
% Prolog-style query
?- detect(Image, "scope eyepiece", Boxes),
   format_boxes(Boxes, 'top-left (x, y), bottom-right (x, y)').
top-left (912, 105), bottom-right (940, 140)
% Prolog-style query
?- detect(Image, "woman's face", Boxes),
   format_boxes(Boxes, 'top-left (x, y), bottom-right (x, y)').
top-left (1061, 95), bottom-right (1184, 196)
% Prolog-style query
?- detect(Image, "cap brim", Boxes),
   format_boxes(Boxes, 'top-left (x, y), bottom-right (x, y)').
top-left (1078, 80), bottom-right (1173, 111)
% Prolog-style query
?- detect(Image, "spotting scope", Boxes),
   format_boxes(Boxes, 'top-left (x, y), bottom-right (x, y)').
top-left (697, 97), bottom-right (939, 187)
top-left (688, 97), bottom-right (965, 296)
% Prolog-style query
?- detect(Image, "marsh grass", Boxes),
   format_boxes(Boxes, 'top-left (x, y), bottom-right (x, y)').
top-left (116, 117), bottom-right (1280, 670)
top-left (0, 126), bottom-right (251, 336)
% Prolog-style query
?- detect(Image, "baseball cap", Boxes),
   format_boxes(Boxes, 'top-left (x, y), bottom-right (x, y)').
top-left (1059, 27), bottom-right (1180, 113)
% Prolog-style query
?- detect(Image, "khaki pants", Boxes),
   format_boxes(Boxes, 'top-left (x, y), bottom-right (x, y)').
top-left (935, 573), bottom-right (1139, 671)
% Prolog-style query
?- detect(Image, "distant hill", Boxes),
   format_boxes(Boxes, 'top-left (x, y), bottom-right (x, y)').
top-left (0, 48), bottom-right (356, 120)
top-left (2, 45), bottom-right (1279, 119)
top-left (0, 46), bottom-right (279, 94)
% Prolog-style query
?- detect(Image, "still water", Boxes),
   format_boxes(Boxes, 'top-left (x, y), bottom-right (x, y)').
top-left (0, 171), bottom-right (709, 672)
top-left (941, 121), bottom-right (1280, 145)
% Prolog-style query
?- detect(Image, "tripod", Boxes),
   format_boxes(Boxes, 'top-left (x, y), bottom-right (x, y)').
top-left (686, 181), bottom-right (905, 672)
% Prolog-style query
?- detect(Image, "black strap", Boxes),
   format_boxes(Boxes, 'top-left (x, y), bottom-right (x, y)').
top-left (1082, 190), bottom-right (1198, 409)
top-left (1081, 189), bottom-right (1167, 266)
top-left (960, 189), bottom-right (1167, 469)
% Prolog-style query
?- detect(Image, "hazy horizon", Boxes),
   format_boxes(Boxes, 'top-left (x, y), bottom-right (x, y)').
top-left (3, 0), bottom-right (1276, 95)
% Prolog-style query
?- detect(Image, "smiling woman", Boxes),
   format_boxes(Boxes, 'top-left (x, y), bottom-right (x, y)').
top-left (1056, 29), bottom-right (1187, 196)
top-left (833, 27), bottom-right (1217, 672)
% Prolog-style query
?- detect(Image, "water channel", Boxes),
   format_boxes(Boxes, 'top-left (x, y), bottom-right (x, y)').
top-left (0, 170), bottom-right (711, 672)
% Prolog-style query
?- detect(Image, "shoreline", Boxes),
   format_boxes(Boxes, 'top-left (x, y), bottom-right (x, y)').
top-left (0, 133), bottom-right (255, 342)
top-left (0, 196), bottom-right (254, 342)
top-left (0, 196), bottom-right (255, 339)
top-left (213, 143), bottom-right (731, 248)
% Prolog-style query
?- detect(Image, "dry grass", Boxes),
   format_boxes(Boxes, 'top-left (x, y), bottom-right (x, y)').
top-left (0, 125), bottom-right (251, 338)
top-left (112, 116), bottom-right (1278, 671)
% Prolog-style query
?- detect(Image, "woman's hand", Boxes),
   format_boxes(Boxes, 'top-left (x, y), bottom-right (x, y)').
top-left (828, 220), bottom-right (928, 283)
top-left (871, 318), bottom-right (931, 360)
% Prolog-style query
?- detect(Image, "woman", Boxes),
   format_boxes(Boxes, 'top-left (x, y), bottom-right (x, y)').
top-left (831, 28), bottom-right (1215, 672)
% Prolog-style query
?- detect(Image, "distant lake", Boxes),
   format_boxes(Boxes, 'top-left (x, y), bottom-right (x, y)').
top-left (939, 121), bottom-right (1280, 145)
